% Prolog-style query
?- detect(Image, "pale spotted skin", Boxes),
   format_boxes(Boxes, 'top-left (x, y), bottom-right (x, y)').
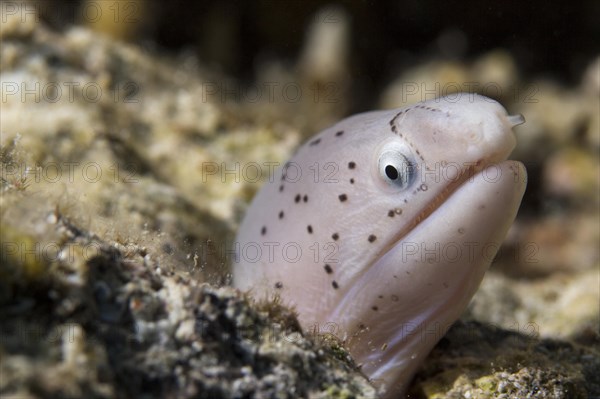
top-left (233, 94), bottom-right (527, 397)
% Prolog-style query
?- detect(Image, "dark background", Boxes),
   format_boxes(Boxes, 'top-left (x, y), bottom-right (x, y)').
top-left (39, 0), bottom-right (599, 110)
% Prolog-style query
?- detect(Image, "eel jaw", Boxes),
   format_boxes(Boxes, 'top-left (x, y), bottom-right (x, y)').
top-left (388, 154), bottom-right (510, 252)
top-left (350, 160), bottom-right (527, 398)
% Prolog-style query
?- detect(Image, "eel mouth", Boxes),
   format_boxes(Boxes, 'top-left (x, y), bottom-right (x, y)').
top-left (385, 157), bottom-right (509, 253)
top-left (413, 160), bottom-right (486, 225)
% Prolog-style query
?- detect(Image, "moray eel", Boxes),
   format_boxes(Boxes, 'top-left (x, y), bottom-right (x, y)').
top-left (233, 93), bottom-right (527, 397)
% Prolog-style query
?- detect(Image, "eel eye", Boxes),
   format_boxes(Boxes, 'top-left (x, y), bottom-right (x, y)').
top-left (378, 150), bottom-right (414, 189)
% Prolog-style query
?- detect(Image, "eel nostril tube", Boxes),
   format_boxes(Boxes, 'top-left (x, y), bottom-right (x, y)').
top-left (507, 114), bottom-right (526, 127)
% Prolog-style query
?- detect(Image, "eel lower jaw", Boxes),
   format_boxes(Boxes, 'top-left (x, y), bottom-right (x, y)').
top-left (357, 159), bottom-right (526, 398)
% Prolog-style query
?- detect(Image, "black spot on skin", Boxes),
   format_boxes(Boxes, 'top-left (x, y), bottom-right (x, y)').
top-left (378, 295), bottom-right (383, 299)
top-left (458, 227), bottom-right (465, 234)
top-left (324, 264), bottom-right (333, 274)
top-left (350, 178), bottom-right (355, 184)
top-left (368, 234), bottom-right (376, 243)
top-left (335, 130), bottom-right (344, 137)
top-left (310, 138), bottom-right (321, 146)
top-left (275, 281), bottom-right (283, 289)
top-left (338, 194), bottom-right (348, 202)
top-left (279, 211), bottom-right (284, 219)
top-left (303, 195), bottom-right (308, 202)
top-left (388, 210), bottom-right (395, 217)
top-left (332, 233), bottom-right (339, 241)
top-left (307, 225), bottom-right (313, 234)
top-left (295, 194), bottom-right (301, 203)
top-left (332, 281), bottom-right (339, 289)
top-left (261, 226), bottom-right (267, 235)
top-left (371, 306), bottom-right (378, 311)
top-left (279, 185), bottom-right (284, 192)
top-left (348, 161), bottom-right (356, 169)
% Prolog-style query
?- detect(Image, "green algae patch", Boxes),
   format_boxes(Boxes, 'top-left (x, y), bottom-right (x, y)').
top-left (1, 226), bottom-right (48, 281)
